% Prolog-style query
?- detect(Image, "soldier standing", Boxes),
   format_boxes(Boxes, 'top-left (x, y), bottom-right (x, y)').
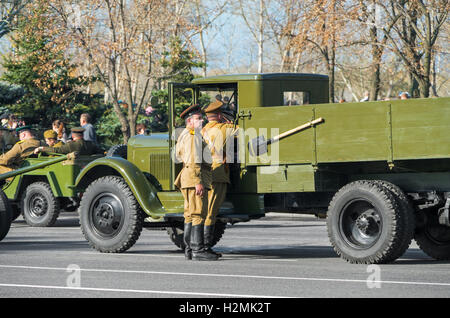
top-left (174, 104), bottom-right (217, 261)
top-left (201, 100), bottom-right (239, 257)
top-left (0, 126), bottom-right (41, 175)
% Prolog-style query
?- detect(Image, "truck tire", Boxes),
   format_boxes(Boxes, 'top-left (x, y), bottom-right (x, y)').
top-left (414, 208), bottom-right (450, 260)
top-left (79, 175), bottom-right (144, 253)
top-left (372, 180), bottom-right (415, 262)
top-left (21, 182), bottom-right (60, 227)
top-left (106, 144), bottom-right (127, 159)
top-left (327, 180), bottom-right (412, 264)
top-left (0, 190), bottom-right (12, 241)
top-left (167, 221), bottom-right (226, 250)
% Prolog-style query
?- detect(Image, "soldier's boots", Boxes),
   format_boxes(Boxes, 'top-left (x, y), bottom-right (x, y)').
top-left (191, 224), bottom-right (218, 261)
top-left (183, 222), bottom-right (192, 260)
top-left (204, 225), bottom-right (222, 258)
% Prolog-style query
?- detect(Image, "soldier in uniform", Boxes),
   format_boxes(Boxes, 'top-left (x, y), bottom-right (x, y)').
top-left (34, 127), bottom-right (100, 156)
top-left (174, 104), bottom-right (217, 261)
top-left (43, 130), bottom-right (64, 148)
top-left (0, 127), bottom-right (18, 153)
top-left (0, 126), bottom-right (41, 175)
top-left (201, 100), bottom-right (239, 257)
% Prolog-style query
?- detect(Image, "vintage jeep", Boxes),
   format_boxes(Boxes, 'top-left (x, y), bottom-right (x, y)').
top-left (75, 73), bottom-right (450, 264)
top-left (1, 152), bottom-right (103, 227)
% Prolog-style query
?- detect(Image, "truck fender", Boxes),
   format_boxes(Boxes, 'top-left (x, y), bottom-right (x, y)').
top-left (75, 157), bottom-right (166, 217)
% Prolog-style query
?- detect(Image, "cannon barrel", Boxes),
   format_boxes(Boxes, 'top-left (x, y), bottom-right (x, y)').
top-left (0, 152), bottom-right (76, 181)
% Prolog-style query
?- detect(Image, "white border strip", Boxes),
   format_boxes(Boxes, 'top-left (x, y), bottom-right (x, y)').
top-left (1, 264), bottom-right (450, 287)
top-left (0, 283), bottom-right (281, 297)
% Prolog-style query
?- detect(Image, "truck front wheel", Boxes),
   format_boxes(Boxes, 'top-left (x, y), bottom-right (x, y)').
top-left (414, 208), bottom-right (450, 260)
top-left (21, 182), bottom-right (60, 227)
top-left (79, 176), bottom-right (144, 253)
top-left (327, 180), bottom-right (413, 264)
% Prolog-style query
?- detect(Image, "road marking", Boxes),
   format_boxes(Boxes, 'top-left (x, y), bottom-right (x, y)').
top-left (1, 264), bottom-right (450, 287)
top-left (0, 283), bottom-right (282, 298)
top-left (80, 251), bottom-right (297, 262)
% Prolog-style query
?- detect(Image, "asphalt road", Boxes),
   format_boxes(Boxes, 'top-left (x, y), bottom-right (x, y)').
top-left (1, 212), bottom-right (449, 300)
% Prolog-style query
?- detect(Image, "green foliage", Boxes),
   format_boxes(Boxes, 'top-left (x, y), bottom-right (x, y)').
top-left (161, 37), bottom-right (205, 84)
top-left (96, 107), bottom-right (123, 147)
top-left (0, 4), bottom-right (94, 127)
top-left (0, 83), bottom-right (24, 106)
top-left (139, 37), bottom-right (207, 132)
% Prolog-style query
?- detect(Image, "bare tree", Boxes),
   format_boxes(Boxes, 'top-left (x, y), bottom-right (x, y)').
top-left (0, 0), bottom-right (29, 38)
top-left (237, 0), bottom-right (267, 73)
top-left (378, 0), bottom-right (449, 98)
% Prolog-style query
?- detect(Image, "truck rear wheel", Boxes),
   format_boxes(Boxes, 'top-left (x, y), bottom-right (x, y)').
top-left (0, 190), bottom-right (12, 241)
top-left (414, 208), bottom-right (450, 260)
top-left (327, 180), bottom-right (414, 264)
top-left (167, 221), bottom-right (226, 250)
top-left (79, 176), bottom-right (144, 253)
top-left (21, 182), bottom-right (60, 227)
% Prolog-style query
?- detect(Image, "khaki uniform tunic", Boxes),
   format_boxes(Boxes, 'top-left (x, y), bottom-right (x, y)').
top-left (174, 128), bottom-right (212, 226)
top-left (0, 137), bottom-right (41, 174)
top-left (201, 121), bottom-right (239, 226)
top-left (42, 139), bottom-right (99, 155)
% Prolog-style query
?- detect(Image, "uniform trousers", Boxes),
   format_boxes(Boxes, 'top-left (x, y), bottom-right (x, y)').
top-left (205, 182), bottom-right (227, 226)
top-left (181, 188), bottom-right (208, 226)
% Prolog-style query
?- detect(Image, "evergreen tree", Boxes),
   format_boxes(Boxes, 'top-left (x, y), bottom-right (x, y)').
top-left (1, 2), bottom-right (90, 127)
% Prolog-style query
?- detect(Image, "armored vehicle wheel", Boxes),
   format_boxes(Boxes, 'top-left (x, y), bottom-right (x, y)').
top-left (21, 182), bottom-right (60, 227)
top-left (106, 144), bottom-right (127, 159)
top-left (0, 189), bottom-right (12, 241)
top-left (79, 176), bottom-right (144, 253)
top-left (327, 180), bottom-right (414, 264)
top-left (167, 221), bottom-right (226, 250)
top-left (414, 208), bottom-right (450, 260)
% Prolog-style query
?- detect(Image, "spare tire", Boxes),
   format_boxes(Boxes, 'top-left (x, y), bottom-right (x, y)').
top-left (106, 144), bottom-right (127, 159)
top-left (0, 189), bottom-right (12, 241)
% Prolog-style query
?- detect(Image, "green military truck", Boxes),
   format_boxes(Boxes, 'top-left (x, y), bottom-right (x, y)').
top-left (75, 73), bottom-right (450, 264)
top-left (1, 153), bottom-right (103, 227)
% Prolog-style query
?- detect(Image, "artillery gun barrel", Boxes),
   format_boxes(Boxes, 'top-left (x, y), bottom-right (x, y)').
top-left (0, 153), bottom-right (75, 181)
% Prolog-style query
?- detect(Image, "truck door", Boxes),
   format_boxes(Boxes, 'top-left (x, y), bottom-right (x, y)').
top-left (168, 82), bottom-right (199, 190)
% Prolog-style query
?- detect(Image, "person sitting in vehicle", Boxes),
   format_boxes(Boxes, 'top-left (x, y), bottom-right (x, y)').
top-left (34, 127), bottom-right (101, 156)
top-left (43, 129), bottom-right (64, 148)
top-left (0, 126), bottom-right (42, 175)
top-left (0, 127), bottom-right (18, 153)
top-left (52, 119), bottom-right (68, 143)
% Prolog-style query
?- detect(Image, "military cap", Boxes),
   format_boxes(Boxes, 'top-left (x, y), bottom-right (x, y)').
top-left (203, 100), bottom-right (224, 114)
top-left (44, 129), bottom-right (58, 139)
top-left (180, 104), bottom-right (202, 120)
top-left (71, 127), bottom-right (86, 134)
top-left (222, 109), bottom-right (236, 121)
top-left (15, 125), bottom-right (32, 134)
